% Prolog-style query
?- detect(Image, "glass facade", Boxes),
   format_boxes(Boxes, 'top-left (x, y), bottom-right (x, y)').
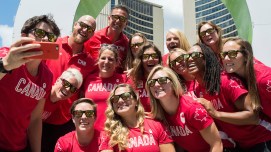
top-left (195, 0), bottom-right (238, 38)
top-left (117, 0), bottom-right (155, 41)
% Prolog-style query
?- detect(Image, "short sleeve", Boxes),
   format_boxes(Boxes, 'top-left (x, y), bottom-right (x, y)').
top-left (99, 131), bottom-right (113, 151)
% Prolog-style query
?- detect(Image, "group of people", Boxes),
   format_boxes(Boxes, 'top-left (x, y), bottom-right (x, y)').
top-left (1, 4), bottom-right (271, 152)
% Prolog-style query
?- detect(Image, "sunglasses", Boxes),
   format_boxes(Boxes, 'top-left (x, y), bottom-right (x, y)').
top-left (30, 28), bottom-right (57, 42)
top-left (169, 54), bottom-right (189, 67)
top-left (199, 28), bottom-right (216, 37)
top-left (78, 21), bottom-right (95, 33)
top-left (131, 42), bottom-right (144, 48)
top-left (142, 53), bottom-right (159, 60)
top-left (61, 78), bottom-right (78, 93)
top-left (147, 77), bottom-right (171, 87)
top-left (110, 92), bottom-right (134, 104)
top-left (111, 15), bottom-right (127, 23)
top-left (73, 110), bottom-right (95, 118)
top-left (220, 50), bottom-right (244, 59)
top-left (186, 52), bottom-right (204, 60)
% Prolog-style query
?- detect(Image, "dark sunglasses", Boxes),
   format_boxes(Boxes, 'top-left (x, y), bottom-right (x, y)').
top-left (186, 52), bottom-right (204, 60)
top-left (61, 78), bottom-right (78, 93)
top-left (131, 42), bottom-right (144, 48)
top-left (220, 50), bottom-right (244, 59)
top-left (199, 28), bottom-right (216, 37)
top-left (147, 77), bottom-right (171, 87)
top-left (110, 92), bottom-right (134, 104)
top-left (73, 110), bottom-right (95, 118)
top-left (142, 53), bottom-right (159, 60)
top-left (169, 54), bottom-right (190, 67)
top-left (101, 43), bottom-right (118, 50)
top-left (111, 15), bottom-right (127, 23)
top-left (78, 21), bottom-right (95, 33)
top-left (30, 28), bottom-right (57, 42)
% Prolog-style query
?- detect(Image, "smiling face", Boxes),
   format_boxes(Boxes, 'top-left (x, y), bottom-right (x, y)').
top-left (149, 70), bottom-right (174, 100)
top-left (186, 45), bottom-right (205, 76)
top-left (131, 35), bottom-right (144, 57)
top-left (199, 24), bottom-right (219, 48)
top-left (166, 32), bottom-right (180, 51)
top-left (222, 40), bottom-right (246, 75)
top-left (98, 49), bottom-right (117, 77)
top-left (142, 48), bottom-right (160, 74)
top-left (108, 8), bottom-right (128, 34)
top-left (111, 87), bottom-right (137, 117)
top-left (52, 77), bottom-right (79, 101)
top-left (73, 102), bottom-right (95, 131)
top-left (72, 16), bottom-right (96, 44)
top-left (169, 50), bottom-right (188, 76)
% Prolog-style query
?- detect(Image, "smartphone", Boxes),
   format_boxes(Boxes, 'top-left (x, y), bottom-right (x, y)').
top-left (26, 41), bottom-right (59, 59)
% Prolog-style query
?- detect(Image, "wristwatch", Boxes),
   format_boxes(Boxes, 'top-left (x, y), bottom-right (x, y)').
top-left (0, 58), bottom-right (12, 74)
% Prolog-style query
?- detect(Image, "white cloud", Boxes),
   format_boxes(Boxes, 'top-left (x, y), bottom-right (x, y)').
top-left (0, 25), bottom-right (13, 47)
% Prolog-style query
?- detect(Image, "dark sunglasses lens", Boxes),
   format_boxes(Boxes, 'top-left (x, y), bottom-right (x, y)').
top-left (158, 77), bottom-right (168, 84)
top-left (74, 111), bottom-right (83, 117)
top-left (111, 96), bottom-right (119, 103)
top-left (70, 86), bottom-right (77, 93)
top-left (35, 29), bottom-right (46, 38)
top-left (48, 34), bottom-right (56, 42)
top-left (191, 52), bottom-right (201, 59)
top-left (62, 80), bottom-right (70, 88)
top-left (228, 51), bottom-right (238, 58)
top-left (148, 80), bottom-right (155, 87)
top-left (85, 110), bottom-right (94, 117)
top-left (143, 54), bottom-right (149, 60)
top-left (121, 92), bottom-right (131, 100)
top-left (151, 54), bottom-right (158, 59)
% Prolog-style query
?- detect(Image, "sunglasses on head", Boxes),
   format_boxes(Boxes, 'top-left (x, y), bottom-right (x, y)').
top-left (147, 77), bottom-right (171, 87)
top-left (73, 110), bottom-right (95, 118)
top-left (131, 42), bottom-right (144, 48)
top-left (78, 21), bottom-right (95, 33)
top-left (142, 53), bottom-right (159, 60)
top-left (110, 92), bottom-right (134, 104)
top-left (199, 28), bottom-right (216, 37)
top-left (170, 54), bottom-right (189, 67)
top-left (61, 78), bottom-right (78, 93)
top-left (220, 50), bottom-right (243, 59)
top-left (111, 15), bottom-right (127, 23)
top-left (30, 28), bottom-right (57, 42)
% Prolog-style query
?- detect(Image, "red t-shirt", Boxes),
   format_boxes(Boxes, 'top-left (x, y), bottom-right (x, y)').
top-left (126, 78), bottom-right (151, 112)
top-left (84, 26), bottom-right (129, 72)
top-left (83, 72), bottom-right (126, 131)
top-left (166, 95), bottom-right (213, 152)
top-left (54, 130), bottom-right (99, 152)
top-left (194, 73), bottom-right (271, 148)
top-left (99, 118), bottom-right (173, 152)
top-left (254, 63), bottom-right (271, 119)
top-left (0, 47), bottom-right (52, 151)
top-left (162, 53), bottom-right (169, 66)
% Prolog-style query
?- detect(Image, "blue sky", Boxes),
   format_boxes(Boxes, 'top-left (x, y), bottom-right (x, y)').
top-left (0, 1), bottom-right (20, 47)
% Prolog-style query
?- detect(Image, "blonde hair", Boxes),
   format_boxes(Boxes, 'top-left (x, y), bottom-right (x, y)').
top-left (146, 65), bottom-right (183, 122)
top-left (167, 28), bottom-right (191, 51)
top-left (104, 83), bottom-right (145, 150)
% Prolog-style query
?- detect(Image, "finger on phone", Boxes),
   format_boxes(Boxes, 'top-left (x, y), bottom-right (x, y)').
top-left (23, 50), bottom-right (43, 58)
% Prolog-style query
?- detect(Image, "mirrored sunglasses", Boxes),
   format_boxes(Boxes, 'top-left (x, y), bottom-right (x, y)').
top-left (131, 42), bottom-right (144, 48)
top-left (73, 110), bottom-right (95, 118)
top-left (170, 54), bottom-right (190, 67)
top-left (111, 15), bottom-right (127, 23)
top-left (78, 21), bottom-right (95, 33)
top-left (110, 92), bottom-right (134, 104)
top-left (30, 28), bottom-right (57, 42)
top-left (220, 50), bottom-right (243, 59)
top-left (61, 78), bottom-right (78, 93)
top-left (147, 77), bottom-right (171, 87)
top-left (142, 53), bottom-right (159, 60)
top-left (199, 28), bottom-right (216, 37)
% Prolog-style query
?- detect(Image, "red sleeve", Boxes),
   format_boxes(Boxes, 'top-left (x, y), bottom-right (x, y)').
top-left (186, 104), bottom-right (213, 131)
top-left (54, 137), bottom-right (68, 152)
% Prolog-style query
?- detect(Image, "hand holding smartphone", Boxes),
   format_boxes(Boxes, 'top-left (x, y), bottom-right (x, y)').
top-left (26, 41), bottom-right (59, 59)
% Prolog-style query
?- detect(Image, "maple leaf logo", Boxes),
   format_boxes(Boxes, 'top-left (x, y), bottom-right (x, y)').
top-left (194, 108), bottom-right (207, 122)
top-left (229, 76), bottom-right (243, 88)
top-left (266, 80), bottom-right (271, 92)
